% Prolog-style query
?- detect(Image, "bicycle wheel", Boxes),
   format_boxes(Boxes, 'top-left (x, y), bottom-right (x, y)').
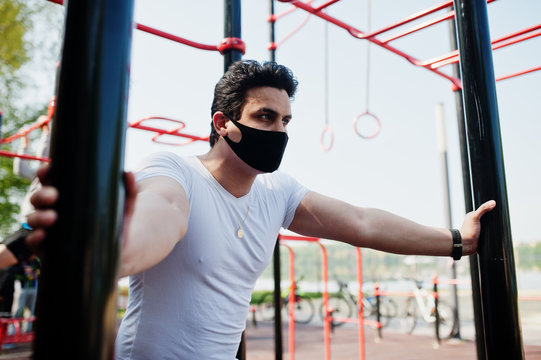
top-left (364, 296), bottom-right (394, 328)
top-left (320, 295), bottom-right (352, 327)
top-left (259, 292), bottom-right (279, 321)
top-left (433, 300), bottom-right (455, 339)
top-left (290, 295), bottom-right (315, 324)
top-left (401, 297), bottom-right (417, 334)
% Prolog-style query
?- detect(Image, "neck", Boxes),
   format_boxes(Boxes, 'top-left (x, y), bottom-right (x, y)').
top-left (198, 139), bottom-right (258, 198)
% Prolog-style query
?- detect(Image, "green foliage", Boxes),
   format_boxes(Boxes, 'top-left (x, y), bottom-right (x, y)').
top-left (516, 242), bottom-right (541, 270)
top-left (0, 0), bottom-right (63, 238)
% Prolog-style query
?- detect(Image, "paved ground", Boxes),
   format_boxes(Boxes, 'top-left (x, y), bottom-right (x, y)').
top-left (1, 320), bottom-right (539, 359)
top-left (245, 322), bottom-right (541, 360)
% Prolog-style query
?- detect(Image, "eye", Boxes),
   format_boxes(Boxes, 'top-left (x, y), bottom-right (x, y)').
top-left (282, 118), bottom-right (290, 126)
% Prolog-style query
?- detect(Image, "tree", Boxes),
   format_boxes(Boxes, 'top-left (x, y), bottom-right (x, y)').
top-left (0, 0), bottom-right (63, 237)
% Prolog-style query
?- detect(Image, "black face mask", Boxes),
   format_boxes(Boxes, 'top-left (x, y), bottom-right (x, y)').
top-left (224, 118), bottom-right (289, 173)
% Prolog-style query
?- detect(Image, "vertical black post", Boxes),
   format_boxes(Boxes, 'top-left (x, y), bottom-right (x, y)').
top-left (448, 15), bottom-right (484, 357)
top-left (224, 1), bottom-right (246, 358)
top-left (224, 0), bottom-right (242, 71)
top-left (33, 0), bottom-right (134, 359)
top-left (453, 0), bottom-right (524, 359)
top-left (269, 2), bottom-right (283, 359)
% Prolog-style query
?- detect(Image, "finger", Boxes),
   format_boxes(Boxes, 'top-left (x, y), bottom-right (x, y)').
top-left (36, 165), bottom-right (51, 185)
top-left (26, 209), bottom-right (57, 229)
top-left (26, 229), bottom-right (46, 256)
top-left (123, 171), bottom-right (137, 215)
top-left (474, 200), bottom-right (497, 219)
top-left (30, 186), bottom-right (58, 209)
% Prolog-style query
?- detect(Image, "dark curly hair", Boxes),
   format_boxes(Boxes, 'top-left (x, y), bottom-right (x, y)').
top-left (209, 60), bottom-right (298, 147)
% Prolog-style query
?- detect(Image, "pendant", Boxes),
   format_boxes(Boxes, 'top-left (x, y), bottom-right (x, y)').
top-left (237, 227), bottom-right (244, 239)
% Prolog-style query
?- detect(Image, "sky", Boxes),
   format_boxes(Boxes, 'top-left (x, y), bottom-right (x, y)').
top-left (32, 0), bottom-right (541, 244)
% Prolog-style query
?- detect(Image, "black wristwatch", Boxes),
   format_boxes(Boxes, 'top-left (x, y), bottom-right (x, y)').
top-left (451, 229), bottom-right (463, 261)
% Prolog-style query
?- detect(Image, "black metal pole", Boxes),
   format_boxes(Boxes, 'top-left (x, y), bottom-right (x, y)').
top-left (269, 2), bottom-right (283, 359)
top-left (448, 14), bottom-right (485, 357)
top-left (453, 1), bottom-right (524, 358)
top-left (224, 0), bottom-right (242, 71)
top-left (33, 0), bottom-right (134, 359)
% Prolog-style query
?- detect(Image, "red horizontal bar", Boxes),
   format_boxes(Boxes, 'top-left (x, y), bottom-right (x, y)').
top-left (287, 0), bottom-right (461, 88)
top-left (380, 9), bottom-right (454, 44)
top-left (0, 150), bottom-right (50, 162)
top-left (427, 24), bottom-right (541, 69)
top-left (47, 1), bottom-right (226, 53)
top-left (135, 24), bottom-right (219, 52)
top-left (363, 0), bottom-right (455, 39)
top-left (279, 234), bottom-right (320, 242)
top-left (496, 65), bottom-right (541, 82)
top-left (313, 0), bottom-right (340, 12)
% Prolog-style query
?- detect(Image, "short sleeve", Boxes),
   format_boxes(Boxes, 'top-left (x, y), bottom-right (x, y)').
top-left (280, 173), bottom-right (309, 229)
top-left (134, 152), bottom-right (192, 197)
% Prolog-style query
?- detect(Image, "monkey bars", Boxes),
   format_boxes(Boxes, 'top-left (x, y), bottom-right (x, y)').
top-left (274, 0), bottom-right (540, 89)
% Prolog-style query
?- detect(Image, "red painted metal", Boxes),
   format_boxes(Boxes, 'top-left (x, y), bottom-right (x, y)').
top-left (356, 247), bottom-right (365, 360)
top-left (135, 24), bottom-right (219, 52)
top-left (320, 125), bottom-right (334, 152)
top-left (284, 0), bottom-right (462, 88)
top-left (496, 65), bottom-right (541, 82)
top-left (0, 318), bottom-right (35, 349)
top-left (0, 150), bottom-right (50, 162)
top-left (280, 243), bottom-right (296, 360)
top-left (129, 117), bottom-right (209, 145)
top-left (217, 37), bottom-right (246, 55)
top-left (313, 0), bottom-right (341, 12)
top-left (353, 111), bottom-right (381, 139)
top-left (427, 24), bottom-right (541, 69)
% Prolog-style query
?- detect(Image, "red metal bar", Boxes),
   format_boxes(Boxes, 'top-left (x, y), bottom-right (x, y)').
top-left (48, 1), bottom-right (230, 53)
top-left (356, 247), bottom-right (365, 360)
top-left (0, 150), bottom-right (50, 162)
top-left (274, 14), bottom-right (312, 48)
top-left (0, 318), bottom-right (35, 349)
top-left (278, 234), bottom-right (320, 242)
top-left (280, 243), bottom-right (296, 360)
top-left (135, 24), bottom-right (219, 52)
top-left (380, 10), bottom-right (454, 44)
top-left (317, 241), bottom-right (331, 360)
top-left (270, 0), bottom-right (315, 22)
top-left (363, 0), bottom-right (455, 39)
top-left (129, 117), bottom-right (209, 144)
top-left (379, 0), bottom-right (496, 44)
top-left (496, 65), bottom-right (541, 82)
top-left (427, 24), bottom-right (541, 69)
top-left (313, 0), bottom-right (340, 12)
top-left (285, 0), bottom-right (462, 88)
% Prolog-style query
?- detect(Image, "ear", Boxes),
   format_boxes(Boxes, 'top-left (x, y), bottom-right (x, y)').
top-left (212, 112), bottom-right (230, 137)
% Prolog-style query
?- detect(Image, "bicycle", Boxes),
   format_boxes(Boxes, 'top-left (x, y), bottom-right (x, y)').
top-left (319, 280), bottom-right (398, 328)
top-left (401, 279), bottom-right (455, 339)
top-left (258, 279), bottom-right (315, 324)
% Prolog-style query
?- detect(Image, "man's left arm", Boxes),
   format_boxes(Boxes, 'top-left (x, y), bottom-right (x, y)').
top-left (288, 191), bottom-right (496, 257)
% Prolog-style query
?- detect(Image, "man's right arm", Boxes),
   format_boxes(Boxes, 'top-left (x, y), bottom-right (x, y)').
top-left (119, 175), bottom-right (189, 277)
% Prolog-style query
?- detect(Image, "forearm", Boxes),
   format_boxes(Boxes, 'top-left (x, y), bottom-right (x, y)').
top-left (120, 191), bottom-right (188, 277)
top-left (0, 245), bottom-right (18, 269)
top-left (354, 208), bottom-right (454, 256)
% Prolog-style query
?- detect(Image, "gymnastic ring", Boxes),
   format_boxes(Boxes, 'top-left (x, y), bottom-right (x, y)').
top-left (320, 125), bottom-right (334, 152)
top-left (353, 111), bottom-right (381, 139)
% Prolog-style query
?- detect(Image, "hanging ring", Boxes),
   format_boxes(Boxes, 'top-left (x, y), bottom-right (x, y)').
top-left (353, 111), bottom-right (381, 139)
top-left (320, 125), bottom-right (334, 152)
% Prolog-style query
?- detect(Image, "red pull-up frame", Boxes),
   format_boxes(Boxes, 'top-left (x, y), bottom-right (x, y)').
top-left (47, 0), bottom-right (246, 55)
top-left (276, 0), bottom-right (541, 89)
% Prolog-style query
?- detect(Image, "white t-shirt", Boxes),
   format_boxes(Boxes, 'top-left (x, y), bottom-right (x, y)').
top-left (116, 152), bottom-right (309, 360)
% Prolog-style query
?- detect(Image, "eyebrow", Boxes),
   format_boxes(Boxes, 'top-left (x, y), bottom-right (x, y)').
top-left (258, 107), bottom-right (292, 121)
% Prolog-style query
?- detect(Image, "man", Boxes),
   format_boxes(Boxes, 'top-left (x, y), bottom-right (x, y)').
top-left (27, 60), bottom-right (495, 359)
